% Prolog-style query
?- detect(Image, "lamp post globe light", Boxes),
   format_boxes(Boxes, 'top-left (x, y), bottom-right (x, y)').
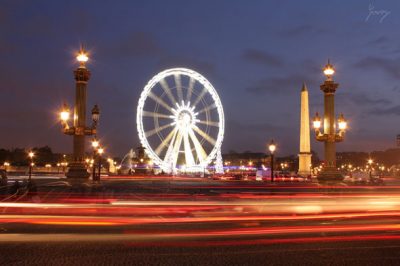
top-left (268, 139), bottom-right (276, 182)
top-left (312, 60), bottom-right (348, 183)
top-left (59, 47), bottom-right (100, 179)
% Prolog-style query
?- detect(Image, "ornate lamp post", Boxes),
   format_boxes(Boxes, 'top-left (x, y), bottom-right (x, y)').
top-left (59, 47), bottom-right (100, 179)
top-left (312, 60), bottom-right (348, 182)
top-left (268, 140), bottom-right (276, 182)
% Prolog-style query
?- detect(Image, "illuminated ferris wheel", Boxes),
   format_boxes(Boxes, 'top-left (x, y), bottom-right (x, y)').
top-left (137, 68), bottom-right (224, 173)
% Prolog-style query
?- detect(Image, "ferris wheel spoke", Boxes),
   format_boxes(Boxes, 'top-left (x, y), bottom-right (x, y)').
top-left (145, 123), bottom-right (173, 138)
top-left (188, 128), bottom-right (207, 163)
top-left (193, 87), bottom-right (208, 107)
top-left (155, 127), bottom-right (178, 155)
top-left (186, 76), bottom-right (195, 102)
top-left (197, 103), bottom-right (217, 115)
top-left (143, 111), bottom-right (172, 119)
top-left (159, 78), bottom-right (177, 106)
top-left (183, 131), bottom-right (195, 166)
top-left (192, 125), bottom-right (216, 145)
top-left (197, 120), bottom-right (219, 127)
top-left (148, 92), bottom-right (174, 113)
top-left (171, 130), bottom-right (184, 167)
top-left (163, 129), bottom-right (178, 166)
top-left (174, 74), bottom-right (184, 103)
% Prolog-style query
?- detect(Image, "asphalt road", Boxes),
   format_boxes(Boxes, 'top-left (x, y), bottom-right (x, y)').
top-left (1, 176), bottom-right (400, 265)
top-left (1, 240), bottom-right (400, 265)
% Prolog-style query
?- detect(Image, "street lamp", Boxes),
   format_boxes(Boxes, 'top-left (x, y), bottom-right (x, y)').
top-left (97, 147), bottom-right (104, 181)
top-left (268, 139), bottom-right (276, 182)
top-left (312, 60), bottom-right (348, 183)
top-left (368, 158), bottom-right (373, 178)
top-left (91, 138), bottom-right (99, 181)
top-left (28, 151), bottom-right (34, 181)
top-left (59, 46), bottom-right (100, 179)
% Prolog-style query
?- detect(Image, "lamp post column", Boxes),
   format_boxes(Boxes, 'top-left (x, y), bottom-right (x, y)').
top-left (73, 64), bottom-right (90, 164)
top-left (60, 48), bottom-right (99, 180)
top-left (270, 153), bottom-right (274, 182)
top-left (268, 140), bottom-right (276, 183)
top-left (322, 80), bottom-right (338, 169)
top-left (312, 60), bottom-right (347, 183)
top-left (66, 57), bottom-right (91, 178)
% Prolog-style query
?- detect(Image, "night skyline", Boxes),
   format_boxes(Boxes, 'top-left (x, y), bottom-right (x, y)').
top-left (1, 1), bottom-right (399, 157)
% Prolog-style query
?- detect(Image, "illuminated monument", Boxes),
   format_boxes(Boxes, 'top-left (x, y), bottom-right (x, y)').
top-left (298, 83), bottom-right (311, 176)
top-left (59, 47), bottom-right (100, 179)
top-left (312, 60), bottom-right (348, 182)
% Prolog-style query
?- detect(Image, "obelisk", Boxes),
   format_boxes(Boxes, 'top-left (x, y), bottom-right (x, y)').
top-left (298, 83), bottom-right (312, 176)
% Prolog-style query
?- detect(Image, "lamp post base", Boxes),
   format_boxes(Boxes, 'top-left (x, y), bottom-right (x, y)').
top-left (317, 167), bottom-right (343, 183)
top-left (66, 162), bottom-right (90, 179)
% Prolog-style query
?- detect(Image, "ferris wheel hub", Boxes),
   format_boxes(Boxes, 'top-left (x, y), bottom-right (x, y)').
top-left (172, 101), bottom-right (197, 131)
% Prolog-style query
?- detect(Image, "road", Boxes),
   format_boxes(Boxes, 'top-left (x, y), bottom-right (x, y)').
top-left (1, 176), bottom-right (400, 265)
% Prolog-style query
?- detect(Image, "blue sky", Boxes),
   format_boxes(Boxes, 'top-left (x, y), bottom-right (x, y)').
top-left (0, 0), bottom-right (399, 157)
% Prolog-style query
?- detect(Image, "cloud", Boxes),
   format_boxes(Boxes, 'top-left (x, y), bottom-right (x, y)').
top-left (242, 49), bottom-right (283, 67)
top-left (354, 56), bottom-right (400, 79)
top-left (367, 36), bottom-right (389, 46)
top-left (111, 31), bottom-right (162, 58)
top-left (156, 56), bottom-right (215, 76)
top-left (246, 74), bottom-right (313, 95)
top-left (369, 105), bottom-right (400, 116)
top-left (346, 92), bottom-right (391, 106)
top-left (278, 24), bottom-right (331, 38)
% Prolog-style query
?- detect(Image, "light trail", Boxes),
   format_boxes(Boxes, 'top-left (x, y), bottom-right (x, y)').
top-left (1, 211), bottom-right (400, 226)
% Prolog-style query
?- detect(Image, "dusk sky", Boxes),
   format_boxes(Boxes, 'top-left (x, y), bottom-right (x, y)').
top-left (1, 0), bottom-right (400, 157)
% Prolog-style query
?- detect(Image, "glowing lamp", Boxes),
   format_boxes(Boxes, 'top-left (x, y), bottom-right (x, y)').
top-left (60, 103), bottom-right (70, 122)
top-left (76, 52), bottom-right (89, 63)
top-left (368, 159), bottom-right (373, 165)
top-left (313, 112), bottom-right (322, 129)
top-left (97, 148), bottom-right (104, 155)
top-left (91, 138), bottom-right (99, 149)
top-left (323, 60), bottom-right (335, 78)
top-left (337, 113), bottom-right (347, 130)
top-left (268, 139), bottom-right (276, 154)
top-left (28, 151), bottom-right (34, 159)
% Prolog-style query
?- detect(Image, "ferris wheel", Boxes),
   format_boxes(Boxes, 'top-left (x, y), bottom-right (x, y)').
top-left (137, 68), bottom-right (224, 173)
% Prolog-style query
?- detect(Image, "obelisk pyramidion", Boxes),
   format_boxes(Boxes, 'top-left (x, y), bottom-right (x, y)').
top-left (298, 83), bottom-right (312, 176)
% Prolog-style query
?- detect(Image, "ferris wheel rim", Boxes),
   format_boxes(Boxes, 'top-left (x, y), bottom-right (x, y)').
top-left (136, 67), bottom-right (224, 171)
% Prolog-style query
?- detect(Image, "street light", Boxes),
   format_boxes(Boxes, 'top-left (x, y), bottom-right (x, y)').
top-left (337, 113), bottom-right (347, 131)
top-left (97, 147), bottom-right (104, 181)
top-left (268, 139), bottom-right (276, 182)
top-left (91, 104), bottom-right (100, 128)
top-left (91, 138), bottom-right (100, 181)
top-left (312, 60), bottom-right (348, 183)
top-left (323, 60), bottom-right (335, 79)
top-left (368, 158), bottom-right (373, 178)
top-left (60, 103), bottom-right (70, 127)
top-left (312, 112), bottom-right (321, 130)
top-left (59, 46), bottom-right (100, 179)
top-left (28, 151), bottom-right (34, 181)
